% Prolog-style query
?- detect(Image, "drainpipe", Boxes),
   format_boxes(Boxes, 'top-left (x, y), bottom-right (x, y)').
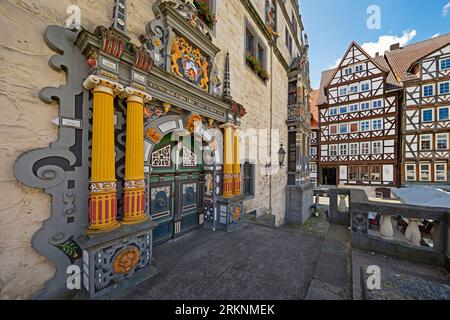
top-left (269, 45), bottom-right (273, 217)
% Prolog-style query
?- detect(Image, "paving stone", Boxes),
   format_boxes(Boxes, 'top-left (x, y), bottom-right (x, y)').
top-left (305, 279), bottom-right (347, 300)
top-left (313, 252), bottom-right (348, 288)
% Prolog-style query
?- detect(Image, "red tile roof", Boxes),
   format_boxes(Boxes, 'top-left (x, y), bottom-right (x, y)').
top-left (385, 33), bottom-right (450, 82)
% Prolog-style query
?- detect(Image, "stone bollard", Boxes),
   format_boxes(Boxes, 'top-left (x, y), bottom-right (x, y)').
top-left (338, 195), bottom-right (347, 212)
top-left (405, 218), bottom-right (422, 246)
top-left (379, 215), bottom-right (393, 240)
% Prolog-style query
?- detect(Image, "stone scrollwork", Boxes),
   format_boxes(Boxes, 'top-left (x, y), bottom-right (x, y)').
top-left (14, 25), bottom-right (91, 299)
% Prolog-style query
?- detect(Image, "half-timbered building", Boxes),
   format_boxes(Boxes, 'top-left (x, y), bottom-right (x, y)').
top-left (385, 34), bottom-right (450, 187)
top-left (309, 89), bottom-right (319, 186)
top-left (317, 42), bottom-right (402, 186)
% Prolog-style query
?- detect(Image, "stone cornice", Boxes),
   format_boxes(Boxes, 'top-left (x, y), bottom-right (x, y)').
top-left (240, 0), bottom-right (289, 72)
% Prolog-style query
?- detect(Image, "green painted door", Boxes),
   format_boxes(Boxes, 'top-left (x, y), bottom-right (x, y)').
top-left (149, 133), bottom-right (204, 245)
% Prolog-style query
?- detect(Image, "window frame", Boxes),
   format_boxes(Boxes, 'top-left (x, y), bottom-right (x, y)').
top-left (339, 144), bottom-right (348, 156)
top-left (329, 144), bottom-right (338, 156)
top-left (435, 163), bottom-right (447, 182)
top-left (349, 143), bottom-right (359, 155)
top-left (329, 124), bottom-right (337, 135)
top-left (372, 119), bottom-right (383, 131)
top-left (372, 99), bottom-right (383, 109)
top-left (360, 142), bottom-right (370, 155)
top-left (360, 120), bottom-right (370, 131)
top-left (420, 134), bottom-right (432, 151)
top-left (349, 165), bottom-right (358, 181)
top-left (423, 84), bottom-right (434, 97)
top-left (372, 141), bottom-right (382, 154)
top-left (405, 164), bottom-right (416, 182)
top-left (339, 105), bottom-right (348, 114)
top-left (436, 133), bottom-right (448, 150)
top-left (438, 106), bottom-right (449, 121)
top-left (422, 108), bottom-right (434, 123)
top-left (349, 104), bottom-right (359, 112)
top-left (419, 163), bottom-right (431, 182)
top-left (350, 122), bottom-right (359, 133)
top-left (440, 58), bottom-right (450, 71)
top-left (360, 82), bottom-right (371, 92)
top-left (329, 107), bottom-right (337, 116)
top-left (360, 102), bottom-right (370, 110)
top-left (439, 82), bottom-right (450, 95)
top-left (370, 165), bottom-right (382, 182)
top-left (339, 123), bottom-right (348, 134)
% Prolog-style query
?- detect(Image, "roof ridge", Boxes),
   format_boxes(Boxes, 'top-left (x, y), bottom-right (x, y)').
top-left (396, 32), bottom-right (450, 50)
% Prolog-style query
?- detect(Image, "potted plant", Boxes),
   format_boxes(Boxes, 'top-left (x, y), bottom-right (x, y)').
top-left (193, 0), bottom-right (217, 28)
top-left (245, 54), bottom-right (270, 81)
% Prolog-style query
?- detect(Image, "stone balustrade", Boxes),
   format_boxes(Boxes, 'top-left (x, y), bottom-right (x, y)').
top-left (346, 188), bottom-right (450, 271)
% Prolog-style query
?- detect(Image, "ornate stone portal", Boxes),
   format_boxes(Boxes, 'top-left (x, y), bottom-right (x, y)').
top-left (14, 0), bottom-right (250, 299)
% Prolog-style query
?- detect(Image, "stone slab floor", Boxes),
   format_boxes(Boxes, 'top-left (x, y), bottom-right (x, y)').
top-left (114, 223), bottom-right (324, 300)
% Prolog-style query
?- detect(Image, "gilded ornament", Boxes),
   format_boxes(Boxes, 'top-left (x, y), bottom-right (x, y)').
top-left (113, 247), bottom-right (140, 274)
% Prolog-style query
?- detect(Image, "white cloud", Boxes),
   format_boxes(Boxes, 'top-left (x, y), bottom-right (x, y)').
top-left (360, 29), bottom-right (417, 57)
top-left (328, 30), bottom-right (417, 69)
top-left (432, 33), bottom-right (441, 38)
top-left (443, 2), bottom-right (450, 17)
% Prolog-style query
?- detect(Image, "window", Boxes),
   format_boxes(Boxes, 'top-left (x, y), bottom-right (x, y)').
top-left (436, 133), bottom-right (448, 150)
top-left (350, 143), bottom-right (358, 155)
top-left (349, 166), bottom-right (358, 180)
top-left (339, 123), bottom-right (348, 134)
top-left (339, 144), bottom-right (347, 156)
top-left (245, 27), bottom-right (255, 57)
top-left (438, 107), bottom-right (449, 121)
top-left (311, 164), bottom-right (317, 172)
top-left (329, 124), bottom-right (337, 135)
top-left (360, 120), bottom-right (370, 131)
top-left (312, 131), bottom-right (317, 139)
top-left (287, 132), bottom-right (296, 172)
top-left (350, 104), bottom-right (358, 112)
top-left (344, 67), bottom-right (352, 75)
top-left (361, 142), bottom-right (370, 155)
top-left (355, 64), bottom-right (364, 72)
top-left (257, 42), bottom-right (265, 68)
top-left (372, 119), bottom-right (382, 130)
top-left (349, 85), bottom-right (358, 93)
top-left (360, 166), bottom-right (369, 181)
top-left (419, 164), bottom-right (431, 181)
top-left (406, 164), bottom-right (416, 181)
top-left (360, 102), bottom-right (370, 110)
top-left (371, 165), bottom-right (381, 181)
top-left (243, 162), bottom-right (255, 196)
top-left (372, 100), bottom-right (382, 109)
top-left (422, 109), bottom-right (433, 122)
top-left (310, 147), bottom-right (317, 155)
top-left (330, 145), bottom-right (337, 156)
top-left (361, 82), bottom-right (370, 92)
top-left (439, 82), bottom-right (450, 95)
top-left (285, 27), bottom-right (292, 55)
top-left (435, 163), bottom-right (447, 182)
top-left (441, 58), bottom-right (450, 71)
top-left (420, 134), bottom-right (432, 150)
top-left (288, 80), bottom-right (297, 105)
top-left (423, 85), bottom-right (434, 97)
top-left (350, 122), bottom-right (358, 133)
top-left (372, 141), bottom-right (382, 154)
top-left (339, 87), bottom-right (347, 96)
top-left (329, 108), bottom-right (337, 116)
top-left (339, 106), bottom-right (348, 114)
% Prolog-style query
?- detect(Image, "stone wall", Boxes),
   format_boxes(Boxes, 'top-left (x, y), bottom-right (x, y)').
top-left (0, 0), bottom-right (305, 298)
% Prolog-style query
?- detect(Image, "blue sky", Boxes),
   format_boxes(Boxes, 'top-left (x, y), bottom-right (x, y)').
top-left (299, 0), bottom-right (450, 88)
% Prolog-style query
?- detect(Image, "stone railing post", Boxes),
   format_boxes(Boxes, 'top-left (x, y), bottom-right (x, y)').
top-left (379, 214), bottom-right (394, 239)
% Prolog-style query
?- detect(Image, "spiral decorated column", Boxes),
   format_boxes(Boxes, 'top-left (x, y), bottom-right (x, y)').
top-left (221, 123), bottom-right (234, 198)
top-left (122, 88), bottom-right (152, 225)
top-left (83, 75), bottom-right (124, 234)
top-left (233, 127), bottom-right (241, 195)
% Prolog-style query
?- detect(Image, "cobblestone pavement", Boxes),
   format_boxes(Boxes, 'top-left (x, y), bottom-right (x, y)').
top-left (115, 222), bottom-right (324, 300)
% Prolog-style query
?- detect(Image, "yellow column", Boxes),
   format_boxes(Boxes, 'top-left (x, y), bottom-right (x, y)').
top-left (221, 123), bottom-right (234, 198)
top-left (83, 76), bottom-right (123, 234)
top-left (233, 127), bottom-right (241, 195)
top-left (122, 88), bottom-right (152, 225)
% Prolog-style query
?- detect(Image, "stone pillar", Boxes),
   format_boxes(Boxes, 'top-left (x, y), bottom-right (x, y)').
top-left (83, 76), bottom-right (124, 234)
top-left (405, 218), bottom-right (422, 246)
top-left (122, 88), bottom-right (152, 225)
top-left (233, 127), bottom-right (241, 195)
top-left (379, 215), bottom-right (394, 239)
top-left (221, 123), bottom-right (234, 198)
